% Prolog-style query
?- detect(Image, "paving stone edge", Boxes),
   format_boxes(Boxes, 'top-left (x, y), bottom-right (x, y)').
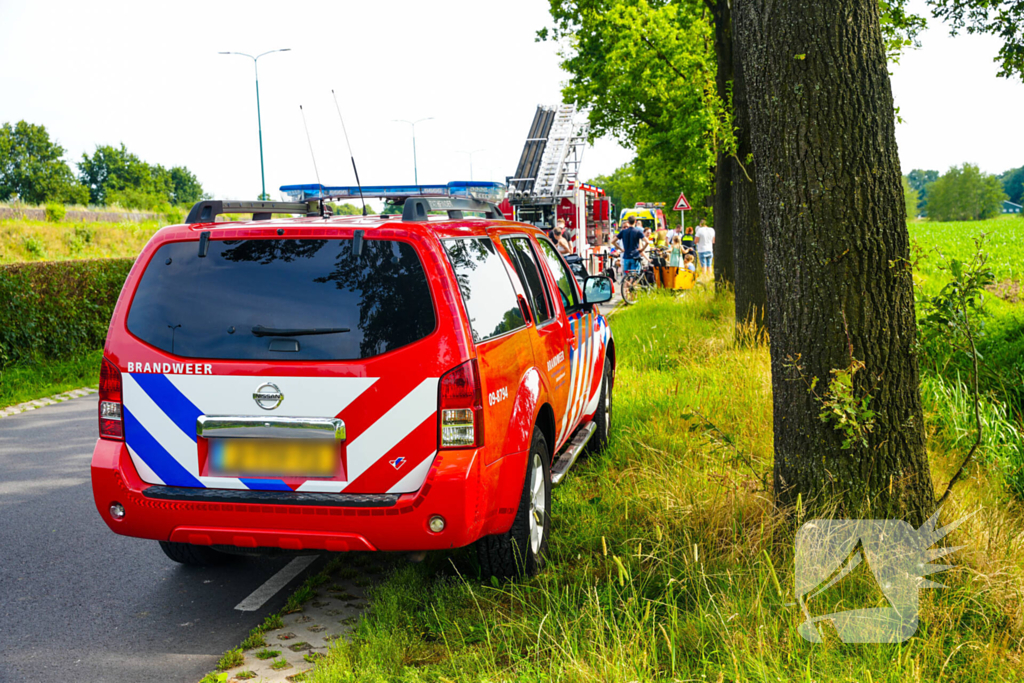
top-left (0, 386), bottom-right (98, 419)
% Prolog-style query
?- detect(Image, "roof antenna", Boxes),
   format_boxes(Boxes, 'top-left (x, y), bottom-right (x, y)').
top-left (299, 105), bottom-right (326, 217)
top-left (332, 89), bottom-right (368, 216)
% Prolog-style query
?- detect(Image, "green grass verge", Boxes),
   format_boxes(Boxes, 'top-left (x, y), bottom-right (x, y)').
top-left (0, 349), bottom-right (102, 410)
top-left (290, 289), bottom-right (1024, 682)
top-left (0, 217), bottom-right (163, 264)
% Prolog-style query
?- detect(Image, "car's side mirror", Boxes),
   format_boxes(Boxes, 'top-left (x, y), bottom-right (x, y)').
top-left (583, 275), bottom-right (613, 305)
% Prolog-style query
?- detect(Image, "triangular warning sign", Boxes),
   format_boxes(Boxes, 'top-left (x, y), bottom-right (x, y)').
top-left (673, 192), bottom-right (691, 211)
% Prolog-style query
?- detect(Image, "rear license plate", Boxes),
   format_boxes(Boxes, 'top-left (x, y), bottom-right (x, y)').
top-left (208, 439), bottom-right (339, 478)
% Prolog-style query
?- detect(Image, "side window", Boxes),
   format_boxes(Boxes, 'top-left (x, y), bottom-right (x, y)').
top-left (536, 237), bottom-right (579, 311)
top-left (503, 237), bottom-right (553, 324)
top-left (443, 237), bottom-right (526, 343)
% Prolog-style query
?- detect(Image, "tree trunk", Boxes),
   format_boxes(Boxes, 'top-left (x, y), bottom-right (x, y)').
top-left (730, 40), bottom-right (767, 334)
top-left (710, 0), bottom-right (735, 290)
top-left (734, 0), bottom-right (933, 524)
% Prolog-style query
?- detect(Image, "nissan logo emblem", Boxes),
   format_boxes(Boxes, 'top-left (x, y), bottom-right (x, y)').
top-left (253, 382), bottom-right (284, 410)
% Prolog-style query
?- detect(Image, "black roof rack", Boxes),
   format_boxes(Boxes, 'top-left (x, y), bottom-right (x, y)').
top-left (185, 200), bottom-right (320, 224)
top-left (400, 196), bottom-right (504, 222)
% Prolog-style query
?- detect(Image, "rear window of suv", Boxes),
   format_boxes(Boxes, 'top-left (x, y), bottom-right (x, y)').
top-left (126, 238), bottom-right (435, 360)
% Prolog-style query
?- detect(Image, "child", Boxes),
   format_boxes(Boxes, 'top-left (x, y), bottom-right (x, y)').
top-left (669, 234), bottom-right (685, 267)
top-left (684, 253), bottom-right (696, 272)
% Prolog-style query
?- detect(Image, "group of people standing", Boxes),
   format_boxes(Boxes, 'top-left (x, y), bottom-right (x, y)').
top-left (613, 215), bottom-right (716, 276)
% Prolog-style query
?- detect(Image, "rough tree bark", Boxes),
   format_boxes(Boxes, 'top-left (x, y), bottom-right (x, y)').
top-left (734, 0), bottom-right (934, 523)
top-left (710, 0), bottom-right (765, 327)
top-left (729, 39), bottom-right (766, 333)
top-left (709, 0), bottom-right (735, 290)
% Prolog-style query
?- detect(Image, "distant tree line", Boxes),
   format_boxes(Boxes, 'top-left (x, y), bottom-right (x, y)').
top-left (0, 121), bottom-right (207, 211)
top-left (905, 162), bottom-right (1020, 221)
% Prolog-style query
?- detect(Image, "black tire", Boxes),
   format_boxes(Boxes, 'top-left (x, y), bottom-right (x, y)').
top-left (621, 274), bottom-right (639, 305)
top-left (477, 428), bottom-right (551, 580)
top-left (586, 356), bottom-right (613, 454)
top-left (159, 540), bottom-right (229, 566)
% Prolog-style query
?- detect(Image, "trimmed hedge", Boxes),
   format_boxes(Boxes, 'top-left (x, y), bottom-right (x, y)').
top-left (0, 258), bottom-right (134, 369)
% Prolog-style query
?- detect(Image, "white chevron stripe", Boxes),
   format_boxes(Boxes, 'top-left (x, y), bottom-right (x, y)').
top-left (566, 322), bottom-right (582, 432)
top-left (198, 476), bottom-right (250, 489)
top-left (295, 479), bottom-right (346, 493)
top-left (388, 452), bottom-right (437, 493)
top-left (583, 320), bottom-right (608, 416)
top-left (581, 314), bottom-right (595, 418)
top-left (343, 378), bottom-right (439, 485)
top-left (557, 320), bottom-right (579, 445)
top-left (124, 373), bottom-right (203, 481)
top-left (570, 313), bottom-right (593, 430)
top-left (126, 444), bottom-right (165, 485)
top-left (166, 375), bottom-right (378, 418)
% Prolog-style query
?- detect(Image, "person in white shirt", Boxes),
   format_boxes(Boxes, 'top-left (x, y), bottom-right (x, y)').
top-left (694, 219), bottom-right (716, 272)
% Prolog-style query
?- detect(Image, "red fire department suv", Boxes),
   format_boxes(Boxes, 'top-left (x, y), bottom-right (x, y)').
top-left (91, 193), bottom-right (615, 578)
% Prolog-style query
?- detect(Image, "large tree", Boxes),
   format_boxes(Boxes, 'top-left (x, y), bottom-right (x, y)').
top-left (907, 168), bottom-right (939, 212)
top-left (926, 163), bottom-right (1007, 221)
top-left (0, 121), bottom-right (89, 205)
top-left (78, 143), bottom-right (206, 208)
top-left (542, 0), bottom-right (762, 317)
top-left (735, 0), bottom-right (934, 522)
top-left (999, 165), bottom-right (1023, 205)
top-left (707, 0), bottom-right (765, 325)
top-left (587, 162), bottom-right (648, 219)
top-left (928, 0), bottom-right (1024, 78)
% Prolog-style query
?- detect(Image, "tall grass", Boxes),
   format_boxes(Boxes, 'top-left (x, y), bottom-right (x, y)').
top-left (305, 291), bottom-right (1024, 682)
top-left (0, 217), bottom-right (163, 263)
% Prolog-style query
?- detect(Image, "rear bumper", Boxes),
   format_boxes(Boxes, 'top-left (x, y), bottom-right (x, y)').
top-left (91, 438), bottom-right (526, 552)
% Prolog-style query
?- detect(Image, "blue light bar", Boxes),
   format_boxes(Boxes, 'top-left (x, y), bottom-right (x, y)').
top-left (279, 181), bottom-right (506, 203)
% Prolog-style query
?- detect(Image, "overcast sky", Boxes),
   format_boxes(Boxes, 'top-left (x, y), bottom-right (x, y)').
top-left (0, 0), bottom-right (1020, 203)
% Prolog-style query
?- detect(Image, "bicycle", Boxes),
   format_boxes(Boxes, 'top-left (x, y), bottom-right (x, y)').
top-left (621, 250), bottom-right (667, 305)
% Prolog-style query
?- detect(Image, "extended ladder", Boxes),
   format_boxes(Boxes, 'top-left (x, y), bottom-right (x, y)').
top-left (531, 103), bottom-right (589, 199)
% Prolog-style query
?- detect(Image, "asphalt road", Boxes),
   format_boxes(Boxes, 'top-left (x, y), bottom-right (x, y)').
top-left (0, 395), bottom-right (326, 683)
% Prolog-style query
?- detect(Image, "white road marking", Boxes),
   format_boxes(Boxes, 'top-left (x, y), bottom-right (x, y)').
top-left (234, 555), bottom-right (318, 612)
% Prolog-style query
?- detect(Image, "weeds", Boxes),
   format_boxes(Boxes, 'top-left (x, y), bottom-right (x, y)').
top-left (215, 648), bottom-right (243, 671)
top-left (239, 629), bottom-right (265, 651)
top-left (44, 203), bottom-right (66, 222)
top-left (20, 235), bottom-right (46, 258)
top-left (920, 236), bottom-right (997, 502)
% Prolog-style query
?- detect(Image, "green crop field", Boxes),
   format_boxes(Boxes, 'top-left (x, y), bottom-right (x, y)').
top-left (910, 215), bottom-right (1024, 300)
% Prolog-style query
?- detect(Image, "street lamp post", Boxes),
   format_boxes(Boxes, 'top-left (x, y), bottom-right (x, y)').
top-left (456, 149), bottom-right (485, 181)
top-left (392, 118), bottom-right (434, 185)
top-left (219, 49), bottom-right (291, 200)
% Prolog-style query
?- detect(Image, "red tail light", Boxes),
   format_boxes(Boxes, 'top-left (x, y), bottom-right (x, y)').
top-left (438, 359), bottom-right (484, 449)
top-left (99, 358), bottom-right (124, 441)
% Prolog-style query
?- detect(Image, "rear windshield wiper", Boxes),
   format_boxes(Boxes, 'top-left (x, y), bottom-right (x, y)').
top-left (251, 325), bottom-right (351, 337)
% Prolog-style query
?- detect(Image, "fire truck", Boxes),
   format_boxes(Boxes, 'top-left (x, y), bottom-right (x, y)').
top-left (503, 104), bottom-right (614, 277)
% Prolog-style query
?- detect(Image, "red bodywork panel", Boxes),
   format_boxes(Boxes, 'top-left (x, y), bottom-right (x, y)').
top-left (91, 213), bottom-right (612, 552)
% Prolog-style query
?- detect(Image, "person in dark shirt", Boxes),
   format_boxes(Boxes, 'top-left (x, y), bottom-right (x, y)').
top-left (616, 216), bottom-right (647, 276)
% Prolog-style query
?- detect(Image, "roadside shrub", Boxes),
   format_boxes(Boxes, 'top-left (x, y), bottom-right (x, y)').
top-left (63, 224), bottom-right (97, 256)
top-left (0, 258), bottom-right (134, 370)
top-left (162, 206), bottom-right (186, 225)
top-left (106, 188), bottom-right (172, 213)
top-left (44, 203), bottom-right (66, 222)
top-left (20, 235), bottom-right (46, 258)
